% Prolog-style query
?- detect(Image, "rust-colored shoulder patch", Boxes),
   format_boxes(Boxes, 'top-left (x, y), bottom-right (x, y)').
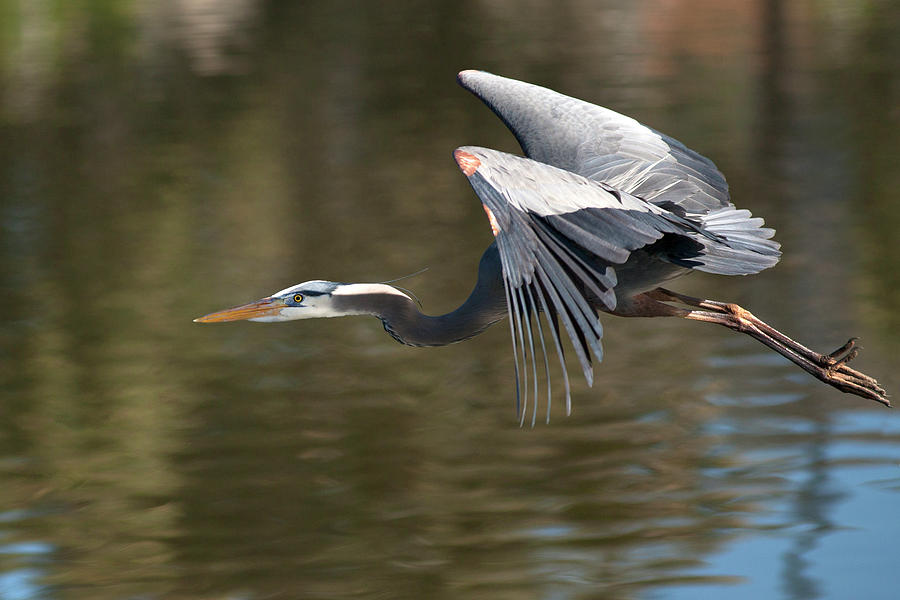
top-left (482, 204), bottom-right (500, 237)
top-left (454, 149), bottom-right (481, 176)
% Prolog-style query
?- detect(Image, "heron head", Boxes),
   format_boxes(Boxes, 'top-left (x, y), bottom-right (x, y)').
top-left (193, 280), bottom-right (345, 323)
top-left (193, 280), bottom-right (413, 323)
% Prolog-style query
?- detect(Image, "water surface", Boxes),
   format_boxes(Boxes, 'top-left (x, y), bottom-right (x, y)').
top-left (2, 1), bottom-right (900, 599)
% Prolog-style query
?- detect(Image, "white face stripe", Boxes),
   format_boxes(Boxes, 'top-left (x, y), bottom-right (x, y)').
top-left (272, 281), bottom-right (331, 297)
top-left (331, 283), bottom-right (412, 301)
top-left (271, 281), bottom-right (410, 301)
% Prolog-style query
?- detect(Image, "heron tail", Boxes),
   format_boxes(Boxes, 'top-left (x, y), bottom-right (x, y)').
top-left (688, 206), bottom-right (782, 275)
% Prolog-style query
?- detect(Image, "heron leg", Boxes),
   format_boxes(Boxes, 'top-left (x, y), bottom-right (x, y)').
top-left (644, 287), bottom-right (889, 406)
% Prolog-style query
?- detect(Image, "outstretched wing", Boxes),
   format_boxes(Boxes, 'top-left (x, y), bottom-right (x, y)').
top-left (454, 146), bottom-right (715, 423)
top-left (458, 70), bottom-right (729, 214)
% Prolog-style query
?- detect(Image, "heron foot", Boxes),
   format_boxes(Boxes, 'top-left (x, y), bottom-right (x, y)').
top-left (648, 288), bottom-right (890, 407)
top-left (816, 338), bottom-right (887, 403)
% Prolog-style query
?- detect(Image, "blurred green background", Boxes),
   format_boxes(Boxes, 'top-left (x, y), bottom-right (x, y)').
top-left (1, 1), bottom-right (899, 599)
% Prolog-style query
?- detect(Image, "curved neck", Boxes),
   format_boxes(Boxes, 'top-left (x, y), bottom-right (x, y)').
top-left (336, 244), bottom-right (508, 347)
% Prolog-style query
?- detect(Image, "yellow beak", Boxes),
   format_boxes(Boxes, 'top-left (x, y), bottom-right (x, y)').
top-left (193, 297), bottom-right (283, 323)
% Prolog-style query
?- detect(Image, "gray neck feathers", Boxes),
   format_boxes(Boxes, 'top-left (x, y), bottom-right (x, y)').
top-left (334, 244), bottom-right (508, 347)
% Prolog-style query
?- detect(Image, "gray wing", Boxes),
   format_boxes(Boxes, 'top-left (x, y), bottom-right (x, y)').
top-left (453, 146), bottom-right (722, 422)
top-left (458, 70), bottom-right (729, 214)
top-left (454, 146), bottom-right (779, 422)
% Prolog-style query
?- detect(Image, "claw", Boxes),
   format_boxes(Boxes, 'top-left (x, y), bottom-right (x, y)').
top-left (828, 338), bottom-right (858, 360)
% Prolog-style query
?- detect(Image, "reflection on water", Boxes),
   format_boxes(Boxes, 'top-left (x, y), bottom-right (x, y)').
top-left (2, 1), bottom-right (900, 599)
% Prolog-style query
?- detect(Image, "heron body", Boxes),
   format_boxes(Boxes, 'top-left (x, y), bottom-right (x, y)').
top-left (196, 71), bottom-right (888, 415)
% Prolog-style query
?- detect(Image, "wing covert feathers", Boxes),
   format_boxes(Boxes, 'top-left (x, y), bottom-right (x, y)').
top-left (458, 70), bottom-right (730, 214)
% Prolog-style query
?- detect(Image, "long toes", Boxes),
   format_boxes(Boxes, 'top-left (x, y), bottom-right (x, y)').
top-left (853, 378), bottom-right (886, 398)
top-left (832, 360), bottom-right (881, 387)
top-left (859, 386), bottom-right (889, 407)
top-left (848, 379), bottom-right (888, 406)
top-left (831, 374), bottom-right (890, 406)
top-left (834, 366), bottom-right (882, 391)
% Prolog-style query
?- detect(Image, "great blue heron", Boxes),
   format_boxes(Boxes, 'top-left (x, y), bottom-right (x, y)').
top-left (195, 70), bottom-right (888, 417)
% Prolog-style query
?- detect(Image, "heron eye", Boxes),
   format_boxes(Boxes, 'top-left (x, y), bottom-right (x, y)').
top-left (293, 294), bottom-right (303, 303)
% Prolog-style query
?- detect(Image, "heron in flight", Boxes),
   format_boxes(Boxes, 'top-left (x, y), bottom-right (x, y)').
top-left (196, 71), bottom-right (888, 418)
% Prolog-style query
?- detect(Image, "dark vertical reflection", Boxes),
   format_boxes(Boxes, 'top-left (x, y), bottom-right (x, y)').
top-left (758, 0), bottom-right (788, 160)
top-left (756, 3), bottom-right (857, 598)
top-left (757, 3), bottom-right (821, 598)
top-left (780, 421), bottom-right (842, 600)
top-left (837, 1), bottom-right (900, 345)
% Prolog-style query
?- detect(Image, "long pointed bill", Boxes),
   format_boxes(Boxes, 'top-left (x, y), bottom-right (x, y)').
top-left (193, 297), bottom-right (283, 323)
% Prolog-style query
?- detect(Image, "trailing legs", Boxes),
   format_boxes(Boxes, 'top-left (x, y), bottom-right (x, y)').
top-left (635, 287), bottom-right (889, 406)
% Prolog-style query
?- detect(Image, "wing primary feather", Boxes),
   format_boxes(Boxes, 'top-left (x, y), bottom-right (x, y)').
top-left (536, 250), bottom-right (603, 344)
top-left (498, 250), bottom-right (523, 418)
top-left (526, 285), bottom-right (553, 423)
top-left (532, 258), bottom-right (595, 387)
top-left (498, 239), bottom-right (530, 425)
top-left (534, 283), bottom-right (572, 415)
top-left (508, 278), bottom-right (529, 427)
top-left (516, 286), bottom-right (540, 428)
top-left (528, 228), bottom-right (612, 354)
top-left (532, 251), bottom-right (603, 363)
